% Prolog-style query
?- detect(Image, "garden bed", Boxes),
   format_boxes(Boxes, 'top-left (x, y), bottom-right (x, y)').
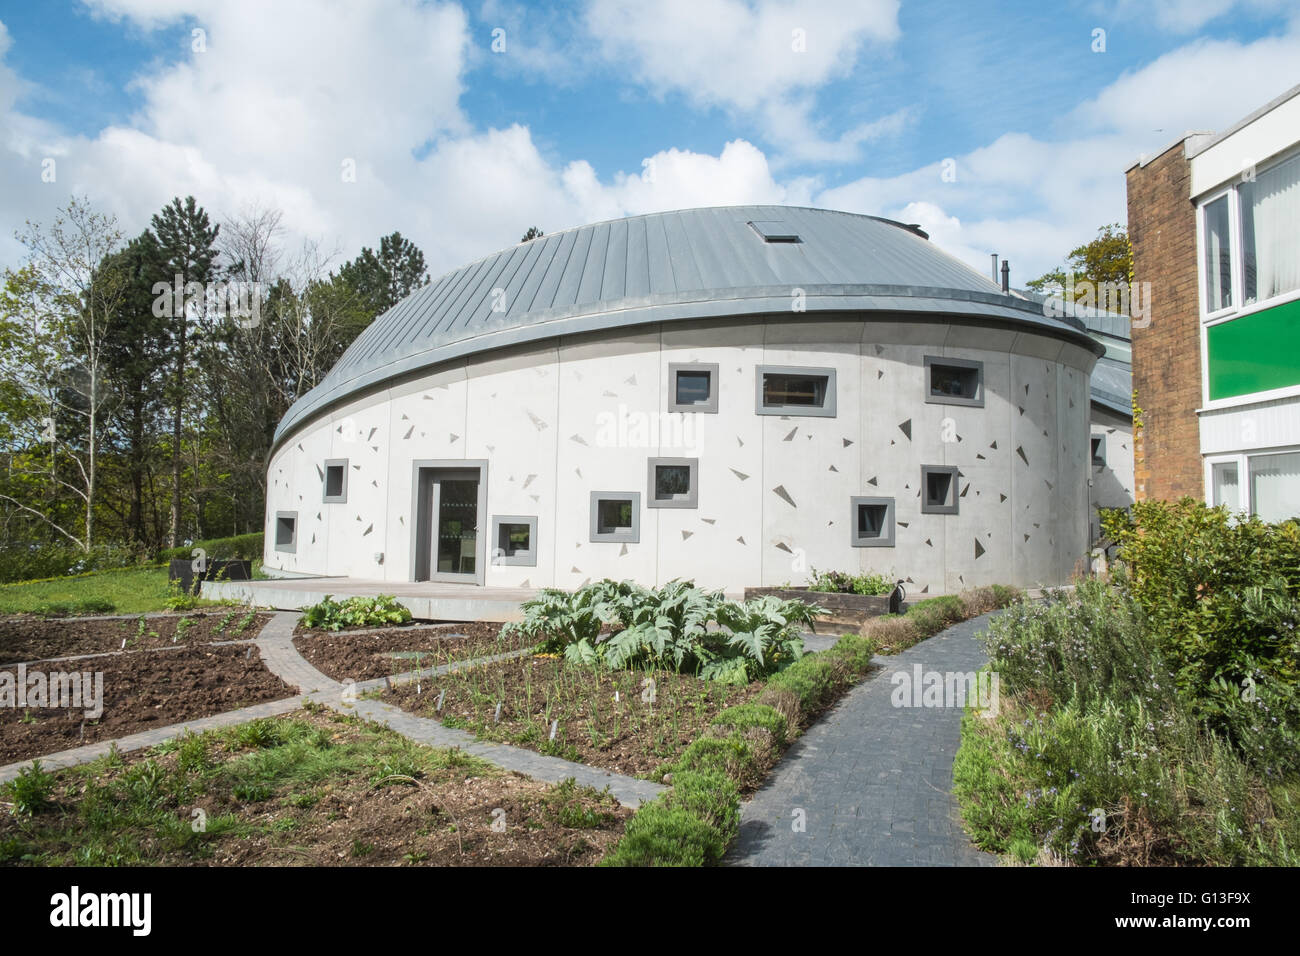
top-left (0, 610), bottom-right (270, 665)
top-left (743, 585), bottom-right (901, 631)
top-left (0, 708), bottom-right (629, 866)
top-left (0, 644), bottom-right (293, 764)
top-left (291, 621), bottom-right (530, 682)
top-left (382, 655), bottom-right (759, 777)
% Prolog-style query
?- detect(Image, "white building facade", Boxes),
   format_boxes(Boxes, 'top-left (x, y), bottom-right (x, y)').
top-left (264, 207), bottom-right (1103, 595)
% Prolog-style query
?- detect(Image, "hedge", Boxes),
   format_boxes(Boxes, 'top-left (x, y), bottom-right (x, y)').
top-left (157, 532), bottom-right (263, 563)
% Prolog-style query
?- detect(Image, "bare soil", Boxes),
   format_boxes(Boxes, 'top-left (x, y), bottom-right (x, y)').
top-left (292, 621), bottom-right (531, 681)
top-left (0, 645), bottom-right (294, 764)
top-left (0, 611), bottom-right (271, 665)
top-left (383, 654), bottom-right (758, 777)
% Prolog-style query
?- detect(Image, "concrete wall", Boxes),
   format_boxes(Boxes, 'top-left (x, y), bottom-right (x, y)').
top-left (1089, 404), bottom-right (1135, 544)
top-left (264, 314), bottom-right (1096, 594)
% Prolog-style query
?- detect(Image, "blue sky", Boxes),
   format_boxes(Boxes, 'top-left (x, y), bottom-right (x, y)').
top-left (1, 0), bottom-right (1298, 281)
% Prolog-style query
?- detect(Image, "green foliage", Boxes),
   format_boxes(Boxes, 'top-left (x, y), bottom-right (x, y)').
top-left (0, 543), bottom-right (142, 585)
top-left (1102, 499), bottom-right (1300, 697)
top-left (158, 532), bottom-right (263, 563)
top-left (506, 578), bottom-right (820, 683)
top-left (766, 632), bottom-right (877, 715)
top-left (806, 567), bottom-right (893, 595)
top-left (300, 594), bottom-right (413, 631)
top-left (4, 762), bottom-right (56, 816)
top-left (1026, 222), bottom-right (1132, 295)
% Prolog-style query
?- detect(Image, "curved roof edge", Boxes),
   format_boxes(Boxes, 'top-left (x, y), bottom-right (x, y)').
top-left (271, 288), bottom-right (1104, 452)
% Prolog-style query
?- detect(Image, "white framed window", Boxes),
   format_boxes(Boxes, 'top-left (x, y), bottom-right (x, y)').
top-left (667, 363), bottom-right (719, 413)
top-left (1206, 450), bottom-right (1300, 523)
top-left (755, 365), bottom-right (837, 417)
top-left (1202, 192), bottom-right (1235, 315)
top-left (323, 459), bottom-right (348, 503)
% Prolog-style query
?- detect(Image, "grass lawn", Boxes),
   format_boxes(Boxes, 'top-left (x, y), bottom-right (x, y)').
top-left (0, 706), bottom-right (628, 866)
top-left (0, 566), bottom-right (238, 616)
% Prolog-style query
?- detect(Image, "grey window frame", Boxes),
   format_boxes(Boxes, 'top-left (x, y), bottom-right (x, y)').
top-left (274, 511), bottom-right (298, 553)
top-left (1091, 435), bottom-right (1107, 468)
top-left (590, 491), bottom-right (641, 543)
top-left (924, 356), bottom-right (984, 408)
top-left (850, 496), bottom-right (895, 548)
top-left (755, 364), bottom-right (838, 417)
top-left (921, 465), bottom-right (960, 515)
top-left (647, 457), bottom-right (699, 509)
top-left (322, 458), bottom-right (349, 503)
top-left (667, 362), bottom-right (719, 414)
top-left (490, 514), bottom-right (538, 567)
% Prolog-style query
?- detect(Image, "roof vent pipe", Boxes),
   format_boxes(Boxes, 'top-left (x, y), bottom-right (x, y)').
top-left (991, 253), bottom-right (999, 283)
top-left (1001, 259), bottom-right (1010, 293)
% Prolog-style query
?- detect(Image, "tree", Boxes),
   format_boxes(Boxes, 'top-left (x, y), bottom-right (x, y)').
top-left (336, 231), bottom-right (429, 320)
top-left (151, 196), bottom-right (219, 548)
top-left (521, 226), bottom-right (544, 242)
top-left (1026, 223), bottom-right (1133, 298)
top-left (0, 198), bottom-right (126, 551)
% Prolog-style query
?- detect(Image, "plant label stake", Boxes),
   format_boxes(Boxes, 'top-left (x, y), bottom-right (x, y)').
top-left (246, 646), bottom-right (253, 660)
top-left (494, 701), bottom-right (502, 723)
top-left (549, 719), bottom-right (558, 741)
top-left (436, 690), bottom-right (445, 711)
top-left (121, 638), bottom-right (126, 649)
top-left (384, 676), bottom-right (393, 692)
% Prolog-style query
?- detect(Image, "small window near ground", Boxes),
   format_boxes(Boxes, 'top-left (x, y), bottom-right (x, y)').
top-left (756, 365), bottom-right (837, 417)
top-left (1248, 451), bottom-right (1300, 524)
top-left (491, 515), bottom-right (537, 567)
top-left (921, 466), bottom-right (959, 515)
top-left (275, 512), bottom-right (297, 553)
top-left (647, 457), bottom-right (699, 509)
top-left (850, 496), bottom-right (895, 548)
top-left (668, 363), bottom-right (719, 413)
top-left (924, 356), bottom-right (983, 407)
top-left (590, 492), bottom-right (641, 543)
top-left (323, 459), bottom-right (348, 503)
top-left (1212, 461), bottom-right (1241, 512)
top-left (1090, 436), bottom-right (1106, 467)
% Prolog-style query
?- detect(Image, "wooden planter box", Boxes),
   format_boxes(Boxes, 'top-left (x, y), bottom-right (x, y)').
top-left (168, 558), bottom-right (253, 595)
top-left (743, 585), bottom-right (904, 633)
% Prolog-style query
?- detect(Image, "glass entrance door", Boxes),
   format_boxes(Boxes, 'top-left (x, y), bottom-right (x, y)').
top-left (431, 470), bottom-right (479, 580)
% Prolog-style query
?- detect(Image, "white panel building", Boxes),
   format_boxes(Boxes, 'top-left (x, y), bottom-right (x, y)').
top-left (264, 206), bottom-right (1105, 595)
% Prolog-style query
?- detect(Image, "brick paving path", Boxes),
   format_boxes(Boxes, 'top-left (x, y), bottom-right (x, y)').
top-left (726, 612), bottom-right (1001, 867)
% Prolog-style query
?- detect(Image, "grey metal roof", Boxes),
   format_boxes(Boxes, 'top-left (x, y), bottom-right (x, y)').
top-left (274, 205), bottom-right (1104, 446)
top-left (1014, 288), bottom-right (1132, 417)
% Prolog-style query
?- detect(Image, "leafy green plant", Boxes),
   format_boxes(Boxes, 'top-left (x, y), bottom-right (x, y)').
top-left (301, 594), bottom-right (413, 631)
top-left (806, 567), bottom-right (894, 595)
top-left (4, 762), bottom-right (55, 816)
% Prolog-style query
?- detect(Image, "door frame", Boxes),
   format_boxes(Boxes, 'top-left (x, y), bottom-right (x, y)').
top-left (410, 459), bottom-right (488, 584)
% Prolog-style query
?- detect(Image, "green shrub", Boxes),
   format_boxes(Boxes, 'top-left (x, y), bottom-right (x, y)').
top-left (601, 802), bottom-right (727, 867)
top-left (0, 543), bottom-right (143, 585)
top-left (300, 594), bottom-right (412, 631)
top-left (711, 703), bottom-right (788, 748)
top-left (157, 532), bottom-right (264, 564)
top-left (904, 595), bottom-right (965, 635)
top-left (506, 578), bottom-right (821, 683)
top-left (4, 762), bottom-right (56, 816)
top-left (806, 567), bottom-right (894, 595)
top-left (29, 598), bottom-right (117, 618)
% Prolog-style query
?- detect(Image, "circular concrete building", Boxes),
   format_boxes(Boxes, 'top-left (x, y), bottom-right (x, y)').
top-left (264, 205), bottom-right (1103, 595)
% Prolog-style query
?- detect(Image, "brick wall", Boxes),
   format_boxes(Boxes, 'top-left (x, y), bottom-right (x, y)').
top-left (1126, 143), bottom-right (1204, 502)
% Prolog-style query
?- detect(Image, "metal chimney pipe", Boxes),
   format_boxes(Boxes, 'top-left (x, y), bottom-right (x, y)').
top-left (1001, 259), bottom-right (1010, 293)
top-left (991, 253), bottom-right (998, 283)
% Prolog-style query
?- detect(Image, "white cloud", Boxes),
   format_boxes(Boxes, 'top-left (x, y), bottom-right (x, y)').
top-left (1102, 0), bottom-right (1294, 34)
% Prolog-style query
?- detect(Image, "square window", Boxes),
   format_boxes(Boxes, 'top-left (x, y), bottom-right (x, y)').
top-left (590, 492), bottom-right (641, 542)
top-left (756, 365), bottom-right (837, 417)
top-left (1091, 436), bottom-right (1106, 467)
top-left (921, 466), bottom-right (959, 515)
top-left (851, 496), bottom-right (895, 548)
top-left (274, 512), bottom-right (297, 553)
top-left (323, 459), bottom-right (349, 503)
top-left (668, 363), bottom-right (719, 413)
top-left (1248, 451), bottom-right (1300, 524)
top-left (490, 515), bottom-right (537, 567)
top-left (647, 457), bottom-right (699, 509)
top-left (924, 356), bottom-right (983, 407)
